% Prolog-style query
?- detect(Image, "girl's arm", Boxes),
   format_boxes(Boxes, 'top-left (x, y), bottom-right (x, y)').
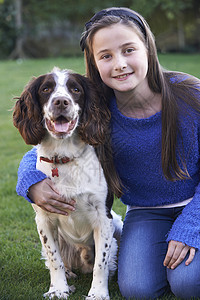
top-left (163, 240), bottom-right (195, 270)
top-left (166, 188), bottom-right (200, 249)
top-left (16, 147), bottom-right (76, 215)
top-left (164, 194), bottom-right (199, 269)
top-left (165, 84), bottom-right (200, 268)
top-left (16, 147), bottom-right (47, 202)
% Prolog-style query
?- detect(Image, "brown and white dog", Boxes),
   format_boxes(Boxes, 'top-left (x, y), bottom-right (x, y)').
top-left (13, 67), bottom-right (123, 300)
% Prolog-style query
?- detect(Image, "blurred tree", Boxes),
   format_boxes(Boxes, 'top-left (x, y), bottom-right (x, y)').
top-left (129, 0), bottom-right (198, 51)
top-left (0, 0), bottom-right (199, 58)
top-left (10, 0), bottom-right (26, 58)
top-left (8, 0), bottom-right (137, 58)
top-left (156, 0), bottom-right (194, 50)
top-left (0, 0), bottom-right (16, 58)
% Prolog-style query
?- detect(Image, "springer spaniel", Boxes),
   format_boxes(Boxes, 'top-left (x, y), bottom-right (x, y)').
top-left (13, 67), bottom-right (123, 300)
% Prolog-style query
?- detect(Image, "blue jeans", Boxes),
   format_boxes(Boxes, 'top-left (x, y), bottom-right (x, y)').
top-left (118, 207), bottom-right (200, 299)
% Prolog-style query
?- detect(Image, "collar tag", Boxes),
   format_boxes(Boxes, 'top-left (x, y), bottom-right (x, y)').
top-left (52, 168), bottom-right (59, 177)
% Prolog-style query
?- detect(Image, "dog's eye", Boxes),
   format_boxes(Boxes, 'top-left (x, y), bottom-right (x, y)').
top-left (43, 87), bottom-right (50, 93)
top-left (71, 87), bottom-right (80, 94)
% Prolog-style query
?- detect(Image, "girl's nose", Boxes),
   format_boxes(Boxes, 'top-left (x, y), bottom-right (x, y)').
top-left (114, 55), bottom-right (127, 71)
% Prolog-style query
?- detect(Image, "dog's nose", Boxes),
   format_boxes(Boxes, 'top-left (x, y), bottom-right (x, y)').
top-left (53, 97), bottom-right (70, 109)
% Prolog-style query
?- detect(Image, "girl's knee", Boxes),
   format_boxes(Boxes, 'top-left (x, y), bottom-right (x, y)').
top-left (118, 274), bottom-right (166, 299)
top-left (169, 277), bottom-right (200, 298)
top-left (168, 267), bottom-right (200, 299)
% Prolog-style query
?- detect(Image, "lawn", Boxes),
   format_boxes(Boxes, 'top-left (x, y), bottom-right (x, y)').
top-left (0, 54), bottom-right (200, 300)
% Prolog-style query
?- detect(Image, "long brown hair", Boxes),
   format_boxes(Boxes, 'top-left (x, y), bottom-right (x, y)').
top-left (81, 7), bottom-right (200, 181)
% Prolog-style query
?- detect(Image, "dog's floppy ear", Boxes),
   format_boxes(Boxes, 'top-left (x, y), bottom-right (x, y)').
top-left (13, 75), bottom-right (46, 145)
top-left (74, 74), bottom-right (111, 146)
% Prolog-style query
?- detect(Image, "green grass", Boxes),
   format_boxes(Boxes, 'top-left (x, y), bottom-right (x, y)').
top-left (0, 54), bottom-right (199, 300)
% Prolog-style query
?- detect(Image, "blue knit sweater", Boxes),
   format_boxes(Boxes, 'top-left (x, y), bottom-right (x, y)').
top-left (16, 82), bottom-right (200, 249)
top-left (109, 92), bottom-right (200, 248)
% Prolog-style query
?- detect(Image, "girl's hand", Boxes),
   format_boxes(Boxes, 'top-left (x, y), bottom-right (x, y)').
top-left (28, 178), bottom-right (76, 216)
top-left (163, 240), bottom-right (196, 270)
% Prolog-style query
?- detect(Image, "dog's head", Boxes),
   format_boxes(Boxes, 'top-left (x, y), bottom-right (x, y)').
top-left (13, 67), bottom-right (110, 145)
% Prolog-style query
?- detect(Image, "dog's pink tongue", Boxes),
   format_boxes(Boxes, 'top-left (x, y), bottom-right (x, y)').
top-left (54, 121), bottom-right (69, 133)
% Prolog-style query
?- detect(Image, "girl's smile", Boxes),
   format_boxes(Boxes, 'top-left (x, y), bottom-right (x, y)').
top-left (113, 72), bottom-right (134, 81)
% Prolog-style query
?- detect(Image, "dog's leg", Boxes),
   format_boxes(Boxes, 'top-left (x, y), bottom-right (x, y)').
top-left (87, 216), bottom-right (117, 300)
top-left (111, 210), bottom-right (123, 247)
top-left (34, 209), bottom-right (71, 299)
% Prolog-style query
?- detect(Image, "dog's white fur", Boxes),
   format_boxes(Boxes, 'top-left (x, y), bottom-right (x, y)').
top-left (30, 68), bottom-right (123, 299)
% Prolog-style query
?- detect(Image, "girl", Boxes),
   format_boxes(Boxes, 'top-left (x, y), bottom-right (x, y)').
top-left (16, 7), bottom-right (200, 299)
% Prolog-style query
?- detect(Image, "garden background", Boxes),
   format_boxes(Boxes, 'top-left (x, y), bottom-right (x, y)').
top-left (0, 0), bottom-right (200, 299)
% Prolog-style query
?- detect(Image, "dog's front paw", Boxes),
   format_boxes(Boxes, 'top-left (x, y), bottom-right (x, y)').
top-left (44, 290), bottom-right (69, 299)
top-left (44, 281), bottom-right (76, 299)
top-left (86, 288), bottom-right (110, 300)
top-left (44, 286), bottom-right (71, 299)
top-left (85, 296), bottom-right (110, 300)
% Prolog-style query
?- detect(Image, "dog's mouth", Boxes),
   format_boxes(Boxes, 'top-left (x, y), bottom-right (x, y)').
top-left (45, 116), bottom-right (78, 136)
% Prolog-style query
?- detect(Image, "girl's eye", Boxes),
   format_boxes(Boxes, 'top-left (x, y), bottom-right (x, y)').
top-left (101, 54), bottom-right (111, 60)
top-left (125, 48), bottom-right (134, 54)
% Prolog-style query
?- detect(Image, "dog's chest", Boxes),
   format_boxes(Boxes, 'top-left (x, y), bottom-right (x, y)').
top-left (35, 142), bottom-right (108, 244)
top-left (36, 144), bottom-right (107, 198)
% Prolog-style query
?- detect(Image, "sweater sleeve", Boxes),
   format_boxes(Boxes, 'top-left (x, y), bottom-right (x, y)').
top-left (166, 187), bottom-right (200, 249)
top-left (167, 184), bottom-right (200, 249)
top-left (16, 147), bottom-right (47, 203)
top-left (167, 82), bottom-right (200, 249)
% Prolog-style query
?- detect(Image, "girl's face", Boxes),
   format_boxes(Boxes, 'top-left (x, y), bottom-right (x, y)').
top-left (92, 23), bottom-right (148, 94)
